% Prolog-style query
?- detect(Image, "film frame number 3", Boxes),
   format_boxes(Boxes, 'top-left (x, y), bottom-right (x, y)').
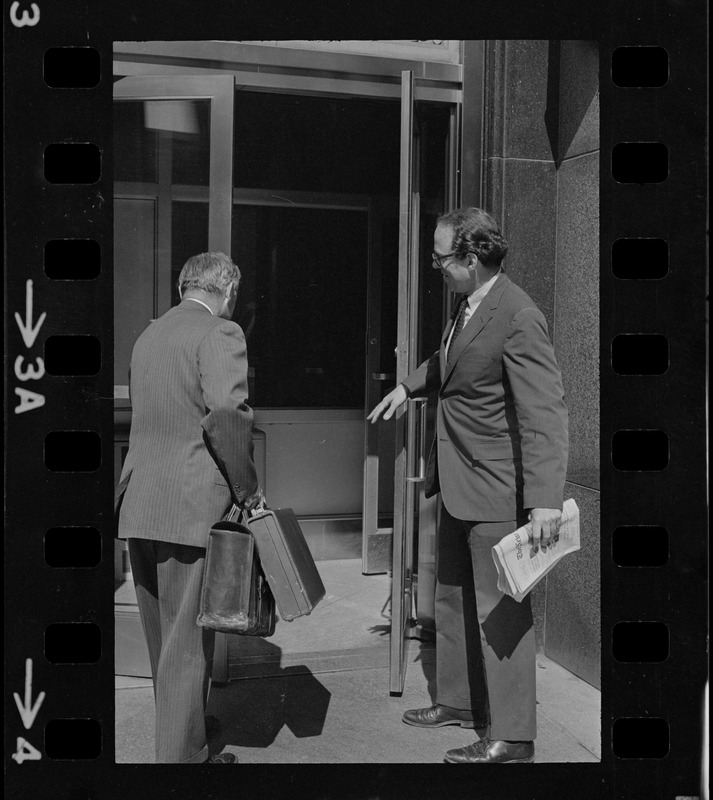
top-left (10, 2), bottom-right (41, 27)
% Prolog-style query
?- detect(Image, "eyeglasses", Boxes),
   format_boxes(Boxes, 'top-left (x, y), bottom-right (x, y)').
top-left (431, 250), bottom-right (458, 269)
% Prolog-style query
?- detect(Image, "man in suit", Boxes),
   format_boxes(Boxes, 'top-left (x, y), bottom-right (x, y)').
top-left (116, 251), bottom-right (263, 764)
top-left (368, 208), bottom-right (568, 764)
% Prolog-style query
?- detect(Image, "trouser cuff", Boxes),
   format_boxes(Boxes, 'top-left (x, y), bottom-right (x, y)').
top-left (157, 744), bottom-right (208, 764)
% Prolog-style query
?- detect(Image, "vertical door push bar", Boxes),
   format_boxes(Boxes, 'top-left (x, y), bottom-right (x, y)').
top-left (405, 397), bottom-right (428, 482)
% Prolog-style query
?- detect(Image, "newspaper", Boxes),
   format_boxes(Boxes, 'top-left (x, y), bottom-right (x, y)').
top-left (491, 498), bottom-right (580, 602)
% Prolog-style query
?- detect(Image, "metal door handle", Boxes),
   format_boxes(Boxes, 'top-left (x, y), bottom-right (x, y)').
top-left (371, 372), bottom-right (396, 381)
top-left (406, 397), bottom-right (428, 482)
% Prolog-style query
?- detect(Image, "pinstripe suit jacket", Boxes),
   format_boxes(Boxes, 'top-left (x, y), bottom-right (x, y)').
top-left (116, 300), bottom-right (258, 548)
top-left (401, 273), bottom-right (568, 521)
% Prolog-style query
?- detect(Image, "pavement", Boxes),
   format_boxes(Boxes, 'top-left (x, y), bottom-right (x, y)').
top-left (115, 559), bottom-right (601, 764)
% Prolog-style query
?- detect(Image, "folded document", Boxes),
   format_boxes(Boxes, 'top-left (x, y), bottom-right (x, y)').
top-left (491, 498), bottom-right (580, 602)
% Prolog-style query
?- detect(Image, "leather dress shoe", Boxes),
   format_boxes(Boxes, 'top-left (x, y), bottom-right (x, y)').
top-left (402, 704), bottom-right (486, 729)
top-left (205, 752), bottom-right (238, 763)
top-left (444, 738), bottom-right (534, 764)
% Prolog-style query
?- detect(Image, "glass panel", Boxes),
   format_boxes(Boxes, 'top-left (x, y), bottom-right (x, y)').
top-left (114, 101), bottom-right (158, 183)
top-left (378, 210), bottom-right (400, 381)
top-left (114, 98), bottom-right (211, 390)
top-left (171, 202), bottom-right (369, 409)
top-left (233, 91), bottom-right (401, 194)
top-left (171, 101), bottom-right (211, 185)
top-left (114, 198), bottom-right (156, 386)
top-left (171, 201), bottom-right (209, 294)
top-left (231, 205), bottom-right (368, 408)
top-left (410, 102), bottom-right (451, 631)
top-left (416, 103), bottom-right (451, 364)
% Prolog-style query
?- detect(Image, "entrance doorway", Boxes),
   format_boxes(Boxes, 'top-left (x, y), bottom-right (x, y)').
top-left (113, 58), bottom-right (464, 691)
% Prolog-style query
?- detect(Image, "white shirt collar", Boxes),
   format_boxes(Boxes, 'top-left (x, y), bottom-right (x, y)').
top-left (183, 297), bottom-right (214, 315)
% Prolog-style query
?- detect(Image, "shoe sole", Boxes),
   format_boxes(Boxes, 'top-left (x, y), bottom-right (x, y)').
top-left (403, 717), bottom-right (476, 729)
top-left (443, 755), bottom-right (535, 764)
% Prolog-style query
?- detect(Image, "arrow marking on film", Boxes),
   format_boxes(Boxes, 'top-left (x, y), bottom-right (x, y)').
top-left (14, 659), bottom-right (46, 730)
top-left (15, 280), bottom-right (46, 349)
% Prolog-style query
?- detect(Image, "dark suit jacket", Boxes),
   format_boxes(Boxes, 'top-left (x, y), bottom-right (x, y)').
top-left (116, 300), bottom-right (258, 548)
top-left (401, 273), bottom-right (568, 521)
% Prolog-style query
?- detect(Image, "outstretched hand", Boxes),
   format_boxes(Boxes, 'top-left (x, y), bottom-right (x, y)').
top-left (367, 384), bottom-right (408, 423)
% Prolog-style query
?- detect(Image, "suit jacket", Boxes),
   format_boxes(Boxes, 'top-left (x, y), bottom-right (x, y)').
top-left (401, 273), bottom-right (568, 521)
top-left (116, 300), bottom-right (258, 548)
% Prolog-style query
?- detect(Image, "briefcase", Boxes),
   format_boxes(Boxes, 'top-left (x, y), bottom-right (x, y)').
top-left (197, 510), bottom-right (276, 637)
top-left (243, 508), bottom-right (326, 622)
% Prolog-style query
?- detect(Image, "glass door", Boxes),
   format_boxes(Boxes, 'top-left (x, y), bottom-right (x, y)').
top-left (362, 196), bottom-right (399, 574)
top-left (388, 74), bottom-right (458, 694)
top-left (389, 70), bottom-right (424, 694)
top-left (113, 75), bottom-right (235, 682)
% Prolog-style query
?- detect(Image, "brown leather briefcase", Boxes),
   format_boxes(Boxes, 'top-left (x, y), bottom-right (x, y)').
top-left (197, 509), bottom-right (276, 637)
top-left (244, 507), bottom-right (326, 622)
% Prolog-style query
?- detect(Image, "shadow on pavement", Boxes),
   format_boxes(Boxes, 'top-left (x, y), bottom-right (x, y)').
top-left (206, 639), bottom-right (331, 751)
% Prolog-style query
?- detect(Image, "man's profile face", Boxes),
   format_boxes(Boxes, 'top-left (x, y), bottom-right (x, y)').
top-left (434, 224), bottom-right (476, 295)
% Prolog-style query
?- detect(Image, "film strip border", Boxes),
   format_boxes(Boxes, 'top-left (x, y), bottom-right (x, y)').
top-left (4, 10), bottom-right (707, 800)
top-left (6, 20), bottom-right (113, 772)
top-left (602, 32), bottom-right (708, 798)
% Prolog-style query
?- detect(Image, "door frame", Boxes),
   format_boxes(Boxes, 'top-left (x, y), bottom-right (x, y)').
top-left (389, 70), bottom-right (422, 694)
top-left (114, 40), bottom-right (463, 104)
top-left (114, 75), bottom-right (235, 253)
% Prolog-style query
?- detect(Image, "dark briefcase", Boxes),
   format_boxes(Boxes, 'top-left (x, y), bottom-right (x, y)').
top-left (244, 508), bottom-right (326, 621)
top-left (197, 510), bottom-right (276, 637)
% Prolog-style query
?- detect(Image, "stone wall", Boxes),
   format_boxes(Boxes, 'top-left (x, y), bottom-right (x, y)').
top-left (481, 40), bottom-right (601, 688)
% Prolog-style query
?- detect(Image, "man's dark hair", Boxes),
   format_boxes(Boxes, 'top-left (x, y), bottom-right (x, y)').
top-left (437, 207), bottom-right (509, 268)
top-left (177, 252), bottom-right (241, 296)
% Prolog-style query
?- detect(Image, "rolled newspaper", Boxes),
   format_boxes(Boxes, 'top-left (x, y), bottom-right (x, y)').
top-left (491, 498), bottom-right (580, 602)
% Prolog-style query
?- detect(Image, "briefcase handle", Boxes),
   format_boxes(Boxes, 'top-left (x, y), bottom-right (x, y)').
top-left (229, 491), bottom-right (268, 524)
top-left (234, 504), bottom-right (266, 524)
top-left (225, 504), bottom-right (240, 523)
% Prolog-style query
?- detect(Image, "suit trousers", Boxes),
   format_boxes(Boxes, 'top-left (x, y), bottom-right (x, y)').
top-left (435, 508), bottom-right (537, 741)
top-left (128, 538), bottom-right (216, 763)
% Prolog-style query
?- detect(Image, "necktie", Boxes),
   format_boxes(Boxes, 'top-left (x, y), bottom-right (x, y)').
top-left (447, 297), bottom-right (468, 360)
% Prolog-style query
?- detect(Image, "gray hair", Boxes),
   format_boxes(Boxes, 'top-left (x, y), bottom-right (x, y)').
top-left (177, 252), bottom-right (241, 296)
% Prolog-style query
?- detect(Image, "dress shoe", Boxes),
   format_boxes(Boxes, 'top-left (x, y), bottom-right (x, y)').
top-left (402, 704), bottom-right (485, 729)
top-left (444, 738), bottom-right (534, 763)
top-left (205, 752), bottom-right (238, 763)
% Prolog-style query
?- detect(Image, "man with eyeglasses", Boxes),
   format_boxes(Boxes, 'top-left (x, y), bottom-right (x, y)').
top-left (368, 207), bottom-right (568, 764)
